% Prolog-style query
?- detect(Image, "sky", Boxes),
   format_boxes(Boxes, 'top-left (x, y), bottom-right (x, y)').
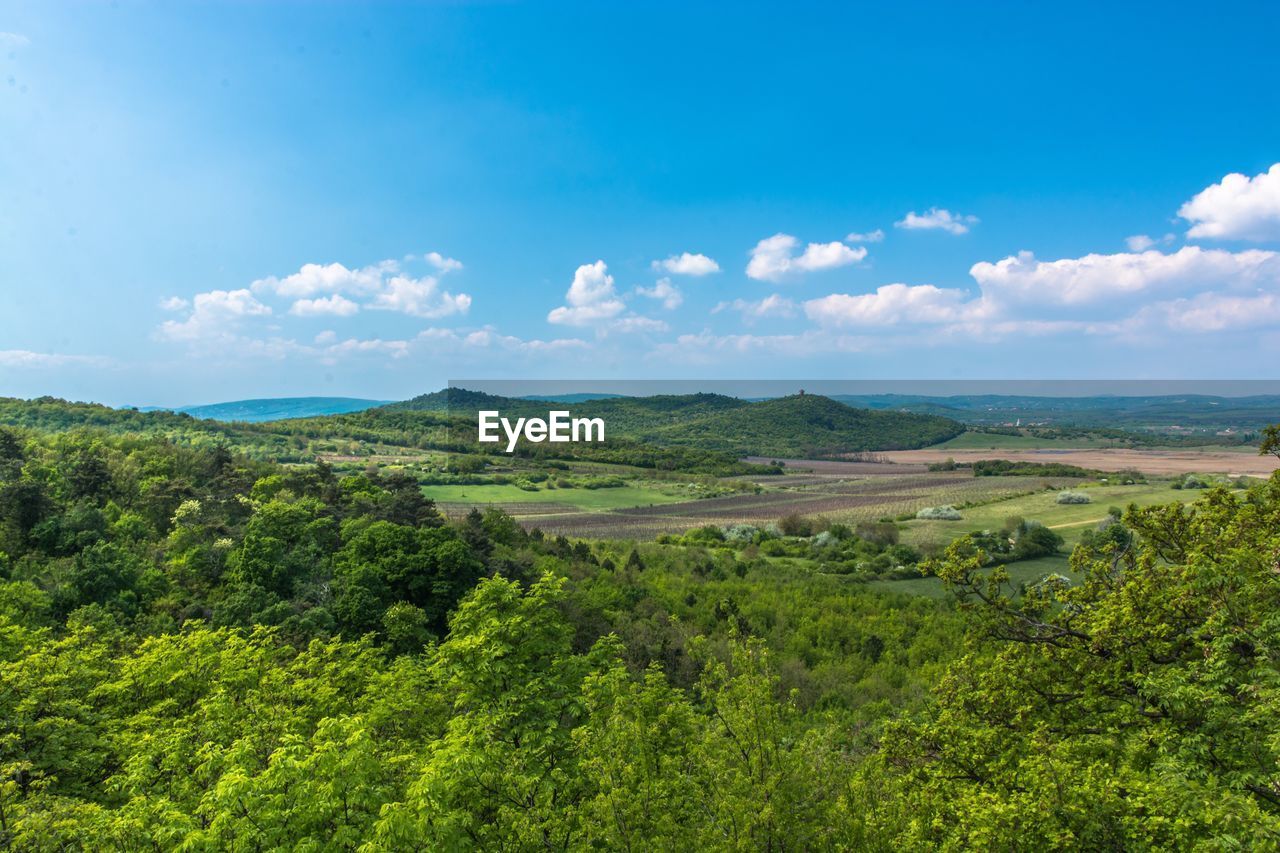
top-left (2, 1), bottom-right (1280, 407)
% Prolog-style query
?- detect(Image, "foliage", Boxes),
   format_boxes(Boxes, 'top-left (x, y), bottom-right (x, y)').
top-left (0, 401), bottom-right (1277, 848)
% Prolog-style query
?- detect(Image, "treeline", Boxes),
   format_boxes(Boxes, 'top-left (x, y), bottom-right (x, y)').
top-left (967, 458), bottom-right (1145, 482)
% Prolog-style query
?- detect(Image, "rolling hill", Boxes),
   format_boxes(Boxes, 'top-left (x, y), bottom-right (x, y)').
top-left (387, 388), bottom-right (963, 457)
top-left (641, 393), bottom-right (964, 456)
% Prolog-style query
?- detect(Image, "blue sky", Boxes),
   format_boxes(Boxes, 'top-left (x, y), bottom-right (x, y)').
top-left (2, 1), bottom-right (1280, 406)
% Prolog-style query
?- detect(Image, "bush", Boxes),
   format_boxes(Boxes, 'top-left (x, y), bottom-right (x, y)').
top-left (916, 505), bottom-right (962, 520)
top-left (810, 531), bottom-right (838, 550)
top-left (777, 513), bottom-right (813, 537)
top-left (1056, 490), bottom-right (1091, 504)
top-left (722, 523), bottom-right (759, 545)
top-left (855, 521), bottom-right (899, 547)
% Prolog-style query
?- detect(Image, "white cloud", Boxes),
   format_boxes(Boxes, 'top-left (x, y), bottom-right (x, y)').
top-left (417, 326), bottom-right (590, 354)
top-left (805, 284), bottom-right (978, 327)
top-left (547, 261), bottom-right (626, 326)
top-left (894, 207), bottom-right (978, 235)
top-left (650, 329), bottom-right (870, 362)
top-left (652, 252), bottom-right (720, 276)
top-left (713, 294), bottom-right (797, 322)
top-left (252, 261), bottom-right (393, 299)
top-left (611, 315), bottom-right (670, 334)
top-left (635, 278), bottom-right (684, 310)
top-left (368, 275), bottom-right (471, 319)
top-left (156, 289), bottom-right (272, 342)
top-left (1179, 163), bottom-right (1280, 241)
top-left (1127, 233), bottom-right (1176, 251)
top-left (249, 254), bottom-right (469, 318)
top-left (159, 296), bottom-right (190, 312)
top-left (289, 294), bottom-right (360, 317)
top-left (424, 252), bottom-right (464, 273)
top-left (746, 234), bottom-right (867, 282)
top-left (1116, 291), bottom-right (1280, 335)
top-left (320, 336), bottom-right (411, 360)
top-left (0, 350), bottom-right (109, 368)
top-left (969, 246), bottom-right (1280, 308)
top-left (846, 229), bottom-right (885, 243)
top-left (0, 32), bottom-right (30, 50)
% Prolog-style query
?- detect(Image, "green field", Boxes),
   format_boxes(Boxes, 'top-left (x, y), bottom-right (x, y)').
top-left (868, 554), bottom-right (1075, 599)
top-left (900, 481), bottom-right (1193, 549)
top-left (868, 482), bottom-right (1202, 598)
top-left (423, 482), bottom-right (689, 511)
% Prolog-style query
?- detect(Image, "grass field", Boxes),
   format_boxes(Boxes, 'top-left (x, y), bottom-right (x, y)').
top-left (424, 483), bottom-right (688, 512)
top-left (869, 554), bottom-right (1075, 599)
top-left (900, 481), bottom-right (1194, 550)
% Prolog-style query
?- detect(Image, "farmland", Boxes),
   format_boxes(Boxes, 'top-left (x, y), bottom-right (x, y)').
top-left (884, 445), bottom-right (1277, 476)
top-left (432, 454), bottom-right (1130, 541)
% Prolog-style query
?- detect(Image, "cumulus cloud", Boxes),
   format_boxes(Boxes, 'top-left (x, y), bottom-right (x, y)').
top-left (652, 252), bottom-right (720, 276)
top-left (713, 294), bottom-right (797, 322)
top-left (367, 275), bottom-right (471, 319)
top-left (547, 261), bottom-right (627, 325)
top-left (1126, 233), bottom-right (1176, 252)
top-left (969, 246), bottom-right (1280, 308)
top-left (252, 261), bottom-right (393, 299)
top-left (424, 252), bottom-right (464, 273)
top-left (846, 229), bottom-right (885, 243)
top-left (894, 207), bottom-right (978, 235)
top-left (159, 296), bottom-right (190, 312)
top-left (249, 255), bottom-right (469, 320)
top-left (1112, 290), bottom-right (1280, 336)
top-left (1179, 163), bottom-right (1280, 241)
top-left (635, 278), bottom-right (684, 310)
top-left (156, 289), bottom-right (272, 342)
top-left (746, 234), bottom-right (867, 282)
top-left (289, 294), bottom-right (360, 317)
top-left (774, 241), bottom-right (1280, 346)
top-left (805, 284), bottom-right (978, 327)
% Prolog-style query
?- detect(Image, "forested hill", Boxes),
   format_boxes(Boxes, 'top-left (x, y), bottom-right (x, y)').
top-left (386, 388), bottom-right (963, 455)
top-left (387, 388), bottom-right (747, 425)
top-left (642, 393), bottom-right (964, 456)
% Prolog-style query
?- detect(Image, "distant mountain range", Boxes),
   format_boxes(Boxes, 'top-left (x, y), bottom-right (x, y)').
top-left (828, 394), bottom-right (1280, 429)
top-left (122, 388), bottom-right (1279, 441)
top-left (137, 397), bottom-right (391, 423)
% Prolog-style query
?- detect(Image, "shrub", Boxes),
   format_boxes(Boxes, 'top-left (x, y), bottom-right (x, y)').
top-left (916, 505), bottom-right (962, 520)
top-left (722, 523), bottom-right (760, 544)
top-left (1056, 490), bottom-right (1091, 504)
top-left (778, 513), bottom-right (813, 537)
top-left (810, 531), bottom-right (838, 550)
top-left (855, 521), bottom-right (899, 547)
